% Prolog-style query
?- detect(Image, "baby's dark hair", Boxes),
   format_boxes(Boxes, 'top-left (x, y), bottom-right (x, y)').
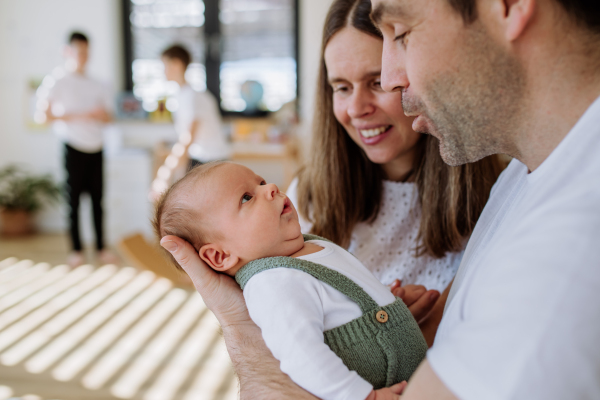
top-left (153, 161), bottom-right (227, 270)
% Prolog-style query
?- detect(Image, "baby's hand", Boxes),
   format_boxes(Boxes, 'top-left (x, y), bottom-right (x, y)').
top-left (365, 382), bottom-right (408, 400)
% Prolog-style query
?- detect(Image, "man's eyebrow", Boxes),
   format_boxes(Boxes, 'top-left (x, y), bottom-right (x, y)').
top-left (371, 2), bottom-right (409, 26)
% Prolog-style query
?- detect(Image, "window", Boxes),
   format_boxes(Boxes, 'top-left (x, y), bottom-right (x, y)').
top-left (123, 0), bottom-right (298, 116)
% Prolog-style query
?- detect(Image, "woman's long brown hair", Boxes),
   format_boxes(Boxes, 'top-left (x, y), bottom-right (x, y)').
top-left (296, 0), bottom-right (504, 256)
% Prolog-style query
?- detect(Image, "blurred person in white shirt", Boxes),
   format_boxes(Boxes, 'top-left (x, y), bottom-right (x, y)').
top-left (45, 32), bottom-right (116, 267)
top-left (149, 44), bottom-right (231, 201)
top-left (163, 45), bottom-right (230, 168)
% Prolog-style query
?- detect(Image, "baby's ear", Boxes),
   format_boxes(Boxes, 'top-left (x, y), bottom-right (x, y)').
top-left (199, 243), bottom-right (239, 272)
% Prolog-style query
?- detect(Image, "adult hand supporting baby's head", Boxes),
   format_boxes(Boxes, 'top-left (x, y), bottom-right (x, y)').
top-left (161, 235), bottom-right (252, 328)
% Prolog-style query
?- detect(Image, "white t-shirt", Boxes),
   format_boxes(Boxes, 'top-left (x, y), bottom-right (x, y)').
top-left (244, 239), bottom-right (396, 400)
top-left (286, 179), bottom-right (461, 291)
top-left (428, 96), bottom-right (600, 400)
top-left (174, 85), bottom-right (231, 162)
top-left (47, 72), bottom-right (111, 153)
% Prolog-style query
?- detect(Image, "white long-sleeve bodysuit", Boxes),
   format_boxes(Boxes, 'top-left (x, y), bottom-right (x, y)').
top-left (243, 239), bottom-right (397, 400)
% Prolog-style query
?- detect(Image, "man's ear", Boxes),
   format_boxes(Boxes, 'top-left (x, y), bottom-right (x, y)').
top-left (199, 243), bottom-right (240, 272)
top-left (497, 0), bottom-right (535, 41)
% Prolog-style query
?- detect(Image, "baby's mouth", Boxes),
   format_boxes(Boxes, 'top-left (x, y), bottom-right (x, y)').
top-left (281, 197), bottom-right (292, 215)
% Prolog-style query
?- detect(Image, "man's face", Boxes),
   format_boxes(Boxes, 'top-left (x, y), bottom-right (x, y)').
top-left (372, 0), bottom-right (525, 165)
top-left (162, 56), bottom-right (186, 82)
top-left (66, 40), bottom-right (89, 71)
top-left (191, 163), bottom-right (303, 263)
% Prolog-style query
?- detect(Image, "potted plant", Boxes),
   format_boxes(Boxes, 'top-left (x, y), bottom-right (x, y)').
top-left (0, 165), bottom-right (61, 236)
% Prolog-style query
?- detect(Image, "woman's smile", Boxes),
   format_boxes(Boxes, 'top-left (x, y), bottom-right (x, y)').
top-left (357, 124), bottom-right (393, 145)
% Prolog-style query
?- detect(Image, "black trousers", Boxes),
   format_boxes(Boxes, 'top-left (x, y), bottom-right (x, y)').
top-left (64, 144), bottom-right (104, 252)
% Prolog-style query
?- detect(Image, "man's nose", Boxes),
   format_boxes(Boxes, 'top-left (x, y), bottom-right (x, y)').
top-left (264, 183), bottom-right (279, 200)
top-left (381, 40), bottom-right (409, 93)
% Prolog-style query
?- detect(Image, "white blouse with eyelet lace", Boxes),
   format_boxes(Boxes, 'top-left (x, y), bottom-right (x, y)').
top-left (285, 178), bottom-right (462, 292)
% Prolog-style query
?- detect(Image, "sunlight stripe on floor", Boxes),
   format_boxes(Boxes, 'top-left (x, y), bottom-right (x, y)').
top-left (0, 265), bottom-right (108, 366)
top-left (0, 384), bottom-right (13, 400)
top-left (141, 297), bottom-right (214, 400)
top-left (0, 260), bottom-right (34, 283)
top-left (110, 289), bottom-right (189, 399)
top-left (183, 339), bottom-right (233, 400)
top-left (0, 265), bottom-right (97, 357)
top-left (52, 270), bottom-right (157, 381)
top-left (221, 377), bottom-right (240, 400)
top-left (0, 262), bottom-right (48, 296)
top-left (0, 265), bottom-right (68, 314)
top-left (24, 267), bottom-right (136, 373)
top-left (81, 278), bottom-right (174, 390)
top-left (0, 260), bottom-right (237, 400)
top-left (0, 265), bottom-right (98, 334)
top-left (0, 257), bottom-right (18, 271)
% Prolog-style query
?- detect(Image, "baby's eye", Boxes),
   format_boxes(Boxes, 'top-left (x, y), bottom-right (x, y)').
top-left (241, 194), bottom-right (253, 204)
top-left (260, 180), bottom-right (266, 185)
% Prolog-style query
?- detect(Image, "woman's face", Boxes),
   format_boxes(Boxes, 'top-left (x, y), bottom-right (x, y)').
top-left (325, 27), bottom-right (420, 175)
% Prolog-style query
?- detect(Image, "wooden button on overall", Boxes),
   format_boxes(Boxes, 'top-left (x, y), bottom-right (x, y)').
top-left (376, 310), bottom-right (389, 323)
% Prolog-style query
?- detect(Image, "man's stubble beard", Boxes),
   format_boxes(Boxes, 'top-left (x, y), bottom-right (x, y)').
top-left (403, 23), bottom-right (526, 166)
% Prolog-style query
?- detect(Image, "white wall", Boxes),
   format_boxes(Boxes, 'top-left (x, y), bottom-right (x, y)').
top-left (0, 0), bottom-right (123, 232)
top-left (298, 0), bottom-right (334, 157)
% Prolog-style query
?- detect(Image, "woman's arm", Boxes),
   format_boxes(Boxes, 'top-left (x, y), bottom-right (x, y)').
top-left (160, 236), bottom-right (317, 400)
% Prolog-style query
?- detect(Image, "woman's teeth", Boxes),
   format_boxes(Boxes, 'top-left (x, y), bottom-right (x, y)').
top-left (360, 126), bottom-right (389, 138)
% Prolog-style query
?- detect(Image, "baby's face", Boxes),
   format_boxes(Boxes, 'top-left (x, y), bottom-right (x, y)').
top-left (192, 163), bottom-right (303, 266)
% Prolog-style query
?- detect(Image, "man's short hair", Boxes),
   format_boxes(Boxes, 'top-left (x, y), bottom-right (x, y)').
top-left (69, 32), bottom-right (89, 44)
top-left (161, 45), bottom-right (192, 68)
top-left (449, 0), bottom-right (600, 33)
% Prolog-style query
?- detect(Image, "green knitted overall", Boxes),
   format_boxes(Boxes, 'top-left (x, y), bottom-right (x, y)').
top-left (235, 234), bottom-right (428, 389)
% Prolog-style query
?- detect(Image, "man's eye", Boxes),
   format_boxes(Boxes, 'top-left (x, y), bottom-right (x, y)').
top-left (242, 194), bottom-right (253, 204)
top-left (394, 32), bottom-right (408, 45)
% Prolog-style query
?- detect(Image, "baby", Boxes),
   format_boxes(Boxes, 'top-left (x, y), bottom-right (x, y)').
top-left (154, 161), bottom-right (427, 400)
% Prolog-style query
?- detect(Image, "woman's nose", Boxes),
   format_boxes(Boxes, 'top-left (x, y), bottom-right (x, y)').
top-left (347, 88), bottom-right (375, 119)
top-left (264, 183), bottom-right (279, 200)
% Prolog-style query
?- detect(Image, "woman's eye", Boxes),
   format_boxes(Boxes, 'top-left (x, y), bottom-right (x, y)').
top-left (332, 85), bottom-right (349, 93)
top-left (242, 194), bottom-right (253, 204)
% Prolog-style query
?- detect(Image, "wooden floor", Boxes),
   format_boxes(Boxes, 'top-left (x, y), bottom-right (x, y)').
top-left (0, 235), bottom-right (238, 400)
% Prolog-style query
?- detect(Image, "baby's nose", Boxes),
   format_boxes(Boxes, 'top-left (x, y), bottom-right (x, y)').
top-left (265, 183), bottom-right (279, 199)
